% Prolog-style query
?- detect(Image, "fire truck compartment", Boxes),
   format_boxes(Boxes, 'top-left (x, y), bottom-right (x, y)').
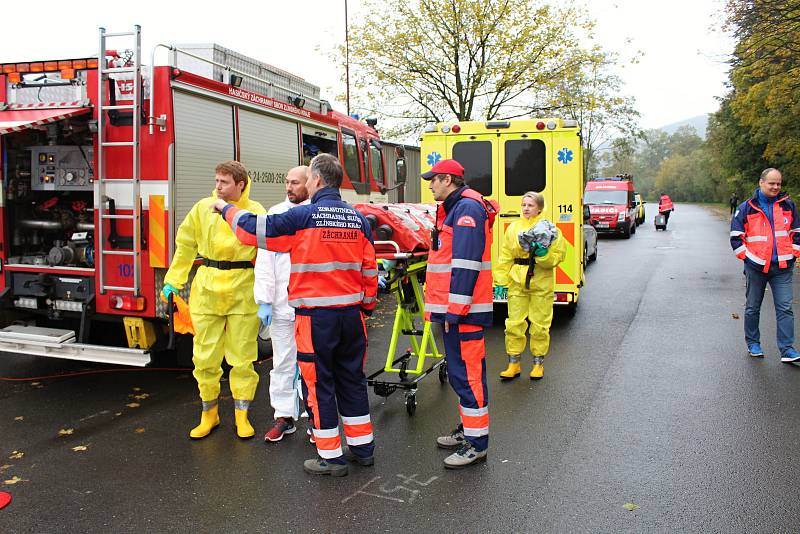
top-left (10, 271), bottom-right (94, 301)
top-left (0, 324), bottom-right (150, 366)
top-left (3, 111), bottom-right (97, 270)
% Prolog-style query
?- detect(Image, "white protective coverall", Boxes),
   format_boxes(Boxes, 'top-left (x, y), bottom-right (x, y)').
top-left (254, 197), bottom-right (305, 419)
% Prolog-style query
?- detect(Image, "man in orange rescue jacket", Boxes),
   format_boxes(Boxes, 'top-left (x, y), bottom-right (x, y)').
top-left (213, 154), bottom-right (378, 477)
top-left (423, 159), bottom-right (497, 469)
top-left (730, 167), bottom-right (800, 362)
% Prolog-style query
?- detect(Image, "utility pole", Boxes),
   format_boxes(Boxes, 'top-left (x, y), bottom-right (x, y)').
top-left (345, 0), bottom-right (351, 116)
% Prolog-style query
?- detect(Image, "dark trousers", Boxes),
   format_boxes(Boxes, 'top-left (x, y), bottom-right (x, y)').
top-left (442, 323), bottom-right (489, 451)
top-left (296, 307), bottom-right (374, 463)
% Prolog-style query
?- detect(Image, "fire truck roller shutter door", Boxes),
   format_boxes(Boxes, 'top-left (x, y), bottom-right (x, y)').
top-left (172, 91), bottom-right (235, 226)
top-left (237, 108), bottom-right (301, 210)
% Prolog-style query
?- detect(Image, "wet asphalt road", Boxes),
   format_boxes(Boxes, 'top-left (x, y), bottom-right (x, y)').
top-left (2, 204), bottom-right (800, 533)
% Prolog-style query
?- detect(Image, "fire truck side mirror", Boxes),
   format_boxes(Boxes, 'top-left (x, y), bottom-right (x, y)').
top-left (395, 158), bottom-right (407, 185)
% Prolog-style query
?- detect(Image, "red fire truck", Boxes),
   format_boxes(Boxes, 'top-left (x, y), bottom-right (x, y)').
top-left (583, 174), bottom-right (637, 239)
top-left (0, 26), bottom-right (399, 365)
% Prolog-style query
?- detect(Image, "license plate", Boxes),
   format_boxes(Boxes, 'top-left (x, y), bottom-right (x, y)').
top-left (596, 222), bottom-right (609, 228)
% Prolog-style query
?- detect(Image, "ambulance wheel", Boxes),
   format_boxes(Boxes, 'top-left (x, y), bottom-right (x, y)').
top-left (405, 393), bottom-right (417, 416)
top-left (438, 362), bottom-right (448, 383)
top-left (566, 302), bottom-right (578, 318)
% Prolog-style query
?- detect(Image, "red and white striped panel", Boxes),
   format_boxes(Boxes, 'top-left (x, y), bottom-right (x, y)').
top-left (0, 107), bottom-right (91, 135)
top-left (4, 101), bottom-right (89, 110)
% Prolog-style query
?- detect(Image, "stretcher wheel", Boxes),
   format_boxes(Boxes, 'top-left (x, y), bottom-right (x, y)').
top-left (438, 362), bottom-right (448, 383)
top-left (399, 358), bottom-right (409, 381)
top-left (405, 393), bottom-right (417, 415)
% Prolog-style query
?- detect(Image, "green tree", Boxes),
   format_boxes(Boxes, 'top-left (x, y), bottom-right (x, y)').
top-left (706, 94), bottom-right (767, 199)
top-left (342, 0), bottom-right (600, 138)
top-left (546, 48), bottom-right (640, 178)
top-left (716, 0), bottom-right (800, 196)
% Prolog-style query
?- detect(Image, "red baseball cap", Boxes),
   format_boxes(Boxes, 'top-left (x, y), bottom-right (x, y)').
top-left (422, 159), bottom-right (464, 180)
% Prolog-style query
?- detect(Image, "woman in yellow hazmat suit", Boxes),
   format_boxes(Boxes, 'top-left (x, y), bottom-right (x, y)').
top-left (163, 161), bottom-right (265, 439)
top-left (494, 191), bottom-right (566, 380)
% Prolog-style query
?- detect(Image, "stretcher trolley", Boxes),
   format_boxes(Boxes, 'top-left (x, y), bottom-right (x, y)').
top-left (354, 202), bottom-right (444, 415)
top-left (367, 244), bottom-right (445, 415)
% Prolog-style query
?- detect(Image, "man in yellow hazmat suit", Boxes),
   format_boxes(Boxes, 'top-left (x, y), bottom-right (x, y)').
top-left (162, 160), bottom-right (266, 439)
top-left (494, 191), bottom-right (566, 380)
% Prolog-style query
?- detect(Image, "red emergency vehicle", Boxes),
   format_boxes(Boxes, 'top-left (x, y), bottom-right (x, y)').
top-left (583, 174), bottom-right (637, 239)
top-left (0, 27), bottom-right (396, 365)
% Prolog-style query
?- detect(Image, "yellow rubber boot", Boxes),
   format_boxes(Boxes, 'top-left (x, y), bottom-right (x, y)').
top-left (499, 360), bottom-right (521, 380)
top-left (190, 402), bottom-right (220, 439)
top-left (530, 357), bottom-right (544, 380)
top-left (234, 401), bottom-right (255, 439)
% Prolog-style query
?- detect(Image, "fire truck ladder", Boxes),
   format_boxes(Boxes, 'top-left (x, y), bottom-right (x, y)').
top-left (96, 25), bottom-right (143, 296)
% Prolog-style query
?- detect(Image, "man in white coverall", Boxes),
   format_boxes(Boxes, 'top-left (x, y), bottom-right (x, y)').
top-left (257, 165), bottom-right (310, 442)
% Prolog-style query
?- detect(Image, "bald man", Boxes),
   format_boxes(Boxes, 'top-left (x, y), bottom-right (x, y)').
top-left (256, 166), bottom-right (311, 442)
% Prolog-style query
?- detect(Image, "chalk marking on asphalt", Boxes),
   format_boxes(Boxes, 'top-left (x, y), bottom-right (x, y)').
top-left (341, 474), bottom-right (439, 504)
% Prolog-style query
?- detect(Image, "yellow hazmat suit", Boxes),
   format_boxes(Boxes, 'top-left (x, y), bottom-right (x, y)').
top-left (164, 181), bottom-right (265, 411)
top-left (495, 211), bottom-right (566, 365)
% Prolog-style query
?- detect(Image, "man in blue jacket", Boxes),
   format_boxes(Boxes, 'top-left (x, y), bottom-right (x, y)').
top-left (730, 168), bottom-right (800, 362)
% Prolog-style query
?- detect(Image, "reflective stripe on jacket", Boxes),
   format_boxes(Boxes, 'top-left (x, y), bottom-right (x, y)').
top-left (222, 188), bottom-right (378, 314)
top-left (424, 186), bottom-right (496, 326)
top-left (730, 190), bottom-right (800, 273)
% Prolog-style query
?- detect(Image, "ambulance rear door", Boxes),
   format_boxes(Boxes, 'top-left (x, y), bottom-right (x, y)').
top-left (550, 128), bottom-right (584, 304)
top-left (496, 131), bottom-right (552, 268)
top-left (445, 135), bottom-right (500, 259)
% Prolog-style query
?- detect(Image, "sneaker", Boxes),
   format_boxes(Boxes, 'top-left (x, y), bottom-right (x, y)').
top-left (343, 445), bottom-right (375, 466)
top-left (748, 343), bottom-right (764, 358)
top-left (303, 458), bottom-right (348, 477)
top-left (443, 442), bottom-right (487, 469)
top-left (436, 425), bottom-right (466, 450)
top-left (307, 427), bottom-right (316, 444)
top-left (781, 349), bottom-right (800, 363)
top-left (264, 417), bottom-right (296, 442)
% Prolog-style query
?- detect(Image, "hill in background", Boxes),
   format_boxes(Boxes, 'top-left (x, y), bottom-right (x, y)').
top-left (658, 114), bottom-right (708, 138)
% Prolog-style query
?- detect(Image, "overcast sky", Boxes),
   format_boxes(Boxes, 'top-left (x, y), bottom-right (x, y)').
top-left (2, 0), bottom-right (733, 131)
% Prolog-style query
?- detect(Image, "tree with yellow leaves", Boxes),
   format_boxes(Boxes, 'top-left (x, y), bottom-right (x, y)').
top-left (342, 0), bottom-right (632, 140)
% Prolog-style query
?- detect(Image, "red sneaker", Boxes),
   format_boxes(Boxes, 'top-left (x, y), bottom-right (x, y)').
top-left (264, 417), bottom-right (296, 442)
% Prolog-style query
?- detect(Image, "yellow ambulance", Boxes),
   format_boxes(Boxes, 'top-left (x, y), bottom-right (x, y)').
top-left (419, 118), bottom-right (585, 314)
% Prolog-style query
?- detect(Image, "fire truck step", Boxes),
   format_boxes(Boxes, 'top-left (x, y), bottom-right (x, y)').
top-left (0, 325), bottom-right (76, 344)
top-left (101, 141), bottom-right (135, 147)
top-left (0, 330), bottom-right (150, 366)
top-left (102, 250), bottom-right (136, 256)
top-left (103, 105), bottom-right (135, 111)
top-left (102, 285), bottom-right (136, 292)
top-left (102, 31), bottom-right (136, 38)
top-left (102, 66), bottom-right (136, 74)
top-left (102, 214), bottom-right (136, 220)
